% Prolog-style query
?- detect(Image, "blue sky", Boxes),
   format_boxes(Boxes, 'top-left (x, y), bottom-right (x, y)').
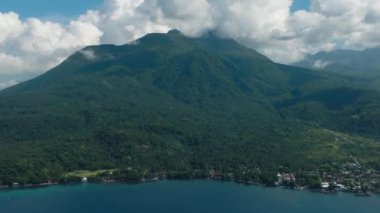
top-left (0, 0), bottom-right (103, 19)
top-left (1, 0), bottom-right (310, 18)
top-left (291, 0), bottom-right (310, 12)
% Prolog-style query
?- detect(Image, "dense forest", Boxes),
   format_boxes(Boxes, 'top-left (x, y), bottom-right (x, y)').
top-left (0, 30), bottom-right (380, 187)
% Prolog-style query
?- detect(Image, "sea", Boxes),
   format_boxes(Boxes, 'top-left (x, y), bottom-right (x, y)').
top-left (0, 181), bottom-right (379, 213)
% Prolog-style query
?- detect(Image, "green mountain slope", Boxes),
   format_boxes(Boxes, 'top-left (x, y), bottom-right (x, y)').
top-left (0, 30), bottom-right (379, 185)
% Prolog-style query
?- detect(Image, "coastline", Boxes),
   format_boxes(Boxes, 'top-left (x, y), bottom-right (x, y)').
top-left (0, 177), bottom-right (376, 198)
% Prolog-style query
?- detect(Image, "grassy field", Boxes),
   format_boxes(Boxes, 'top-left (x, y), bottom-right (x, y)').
top-left (66, 170), bottom-right (114, 178)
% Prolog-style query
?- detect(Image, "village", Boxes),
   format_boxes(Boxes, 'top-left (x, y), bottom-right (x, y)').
top-left (78, 161), bottom-right (380, 197)
top-left (3, 160), bottom-right (380, 197)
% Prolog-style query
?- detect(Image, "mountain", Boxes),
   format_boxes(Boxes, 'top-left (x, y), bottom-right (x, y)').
top-left (293, 48), bottom-right (380, 77)
top-left (1, 30), bottom-right (380, 186)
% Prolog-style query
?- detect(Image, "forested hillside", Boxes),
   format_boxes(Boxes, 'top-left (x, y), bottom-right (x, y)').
top-left (0, 30), bottom-right (379, 186)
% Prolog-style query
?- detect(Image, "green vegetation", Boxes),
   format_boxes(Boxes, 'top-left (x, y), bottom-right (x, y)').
top-left (0, 30), bottom-right (380, 189)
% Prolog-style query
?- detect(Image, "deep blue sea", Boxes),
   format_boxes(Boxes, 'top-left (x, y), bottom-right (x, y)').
top-left (0, 181), bottom-right (379, 213)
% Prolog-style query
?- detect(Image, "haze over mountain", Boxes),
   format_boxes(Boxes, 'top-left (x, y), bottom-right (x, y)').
top-left (293, 48), bottom-right (380, 77)
top-left (0, 30), bottom-right (380, 185)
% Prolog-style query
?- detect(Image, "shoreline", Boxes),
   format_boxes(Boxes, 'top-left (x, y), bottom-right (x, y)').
top-left (0, 178), bottom-right (377, 197)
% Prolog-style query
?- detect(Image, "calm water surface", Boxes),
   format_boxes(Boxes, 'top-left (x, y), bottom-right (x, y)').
top-left (0, 181), bottom-right (379, 213)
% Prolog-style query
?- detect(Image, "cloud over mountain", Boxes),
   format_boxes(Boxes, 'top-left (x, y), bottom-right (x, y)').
top-left (1, 0), bottom-right (380, 88)
top-left (0, 11), bottom-right (102, 84)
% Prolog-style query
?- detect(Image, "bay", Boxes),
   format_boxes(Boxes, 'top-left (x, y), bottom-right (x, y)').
top-left (0, 181), bottom-right (379, 213)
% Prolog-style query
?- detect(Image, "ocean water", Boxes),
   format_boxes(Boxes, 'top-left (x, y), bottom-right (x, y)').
top-left (0, 181), bottom-right (379, 213)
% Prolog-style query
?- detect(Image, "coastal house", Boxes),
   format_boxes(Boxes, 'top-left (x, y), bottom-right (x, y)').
top-left (82, 177), bottom-right (88, 183)
top-left (321, 182), bottom-right (329, 189)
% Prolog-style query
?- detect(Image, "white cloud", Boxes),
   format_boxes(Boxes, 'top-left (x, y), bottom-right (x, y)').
top-left (0, 53), bottom-right (25, 75)
top-left (0, 12), bottom-right (25, 44)
top-left (1, 0), bottom-right (380, 89)
top-left (297, 0), bottom-right (380, 51)
top-left (313, 60), bottom-right (331, 69)
top-left (0, 12), bottom-right (103, 83)
top-left (82, 0), bottom-right (380, 63)
top-left (79, 49), bottom-right (97, 61)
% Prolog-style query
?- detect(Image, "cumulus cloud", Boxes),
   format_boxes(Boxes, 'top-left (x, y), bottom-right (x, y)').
top-left (0, 53), bottom-right (25, 75)
top-left (298, 0), bottom-right (380, 51)
top-left (0, 12), bottom-right (25, 44)
top-left (1, 0), bottom-right (380, 89)
top-left (75, 0), bottom-right (380, 63)
top-left (0, 11), bottom-right (103, 82)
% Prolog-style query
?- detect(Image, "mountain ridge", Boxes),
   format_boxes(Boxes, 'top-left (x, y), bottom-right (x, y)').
top-left (293, 47), bottom-right (380, 77)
